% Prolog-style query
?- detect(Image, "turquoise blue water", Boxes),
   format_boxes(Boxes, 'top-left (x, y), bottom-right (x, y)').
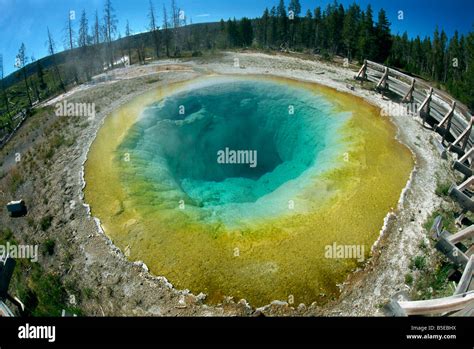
top-left (117, 78), bottom-right (350, 226)
top-left (86, 76), bottom-right (414, 305)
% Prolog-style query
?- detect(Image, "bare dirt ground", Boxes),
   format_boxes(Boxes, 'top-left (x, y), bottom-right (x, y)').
top-left (0, 51), bottom-right (459, 316)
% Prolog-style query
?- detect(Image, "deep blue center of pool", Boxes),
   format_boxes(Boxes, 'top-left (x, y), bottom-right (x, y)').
top-left (118, 79), bottom-right (345, 207)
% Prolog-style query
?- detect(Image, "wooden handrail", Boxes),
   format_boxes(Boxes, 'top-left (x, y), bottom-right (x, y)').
top-left (376, 66), bottom-right (389, 89)
top-left (457, 175), bottom-right (474, 192)
top-left (366, 60), bottom-right (471, 118)
top-left (447, 225), bottom-right (474, 244)
top-left (458, 147), bottom-right (474, 164)
top-left (450, 116), bottom-right (474, 151)
top-left (437, 100), bottom-right (456, 129)
top-left (402, 78), bottom-right (415, 103)
top-left (455, 255), bottom-right (474, 295)
top-left (399, 291), bottom-right (474, 315)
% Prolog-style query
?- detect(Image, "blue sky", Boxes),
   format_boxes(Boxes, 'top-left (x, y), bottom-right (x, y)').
top-left (1, 0), bottom-right (473, 76)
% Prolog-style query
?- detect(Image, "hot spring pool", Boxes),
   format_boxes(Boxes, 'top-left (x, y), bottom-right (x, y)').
top-left (84, 75), bottom-right (413, 306)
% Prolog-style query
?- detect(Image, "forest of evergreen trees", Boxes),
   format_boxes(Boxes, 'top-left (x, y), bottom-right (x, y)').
top-left (245, 0), bottom-right (474, 110)
top-left (1, 0), bottom-right (474, 132)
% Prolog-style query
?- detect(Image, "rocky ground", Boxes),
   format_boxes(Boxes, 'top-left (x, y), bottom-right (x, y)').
top-left (0, 51), bottom-right (462, 316)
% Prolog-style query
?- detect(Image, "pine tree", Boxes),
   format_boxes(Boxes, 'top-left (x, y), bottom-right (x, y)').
top-left (412, 36), bottom-right (423, 72)
top-left (36, 59), bottom-right (47, 92)
top-left (400, 32), bottom-right (410, 68)
top-left (125, 20), bottom-right (133, 65)
top-left (422, 36), bottom-right (433, 76)
top-left (148, 0), bottom-right (161, 58)
top-left (288, 0), bottom-right (301, 17)
top-left (64, 11), bottom-right (79, 83)
top-left (461, 31), bottom-right (474, 109)
top-left (78, 10), bottom-right (89, 48)
top-left (103, 0), bottom-right (118, 67)
top-left (319, 2), bottom-right (344, 55)
top-left (258, 8), bottom-right (270, 47)
top-left (65, 11), bottom-right (75, 50)
top-left (432, 27), bottom-right (441, 79)
top-left (239, 18), bottom-right (253, 47)
top-left (335, 3), bottom-right (345, 54)
top-left (269, 7), bottom-right (278, 47)
top-left (301, 10), bottom-right (314, 48)
top-left (46, 27), bottom-right (66, 93)
top-left (446, 31), bottom-right (460, 95)
top-left (277, 0), bottom-right (288, 46)
top-left (170, 0), bottom-right (181, 56)
top-left (29, 56), bottom-right (41, 102)
top-left (313, 7), bottom-right (322, 50)
top-left (226, 18), bottom-right (240, 47)
top-left (93, 10), bottom-right (101, 45)
top-left (440, 29), bottom-right (448, 82)
top-left (375, 9), bottom-right (392, 63)
top-left (357, 5), bottom-right (376, 61)
top-left (342, 3), bottom-right (361, 60)
top-left (288, 0), bottom-right (301, 47)
top-left (15, 43), bottom-right (32, 107)
top-left (0, 54), bottom-right (11, 120)
top-left (163, 5), bottom-right (171, 56)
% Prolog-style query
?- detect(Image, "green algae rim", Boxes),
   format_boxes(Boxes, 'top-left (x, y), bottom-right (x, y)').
top-left (84, 74), bottom-right (414, 307)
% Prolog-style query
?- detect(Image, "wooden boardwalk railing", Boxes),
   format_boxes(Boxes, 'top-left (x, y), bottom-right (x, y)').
top-left (384, 220), bottom-right (473, 317)
top-left (357, 59), bottom-right (474, 236)
top-left (398, 290), bottom-right (474, 316)
top-left (360, 62), bottom-right (474, 315)
top-left (356, 60), bottom-right (474, 153)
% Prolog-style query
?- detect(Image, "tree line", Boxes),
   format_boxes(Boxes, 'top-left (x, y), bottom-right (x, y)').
top-left (242, 0), bottom-right (472, 110)
top-left (0, 0), bottom-right (190, 130)
top-left (1, 0), bottom-right (474, 133)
